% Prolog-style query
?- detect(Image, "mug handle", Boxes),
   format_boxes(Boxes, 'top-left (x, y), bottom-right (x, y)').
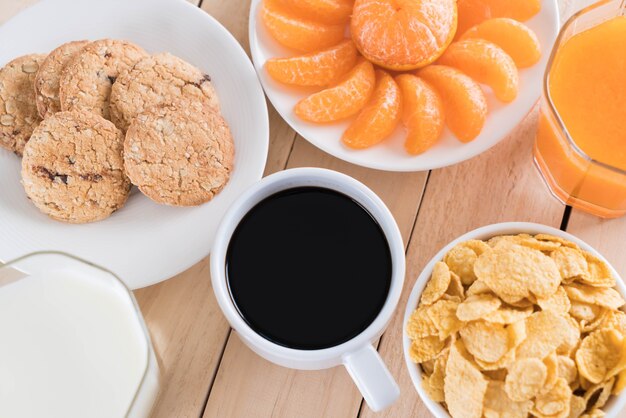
top-left (343, 344), bottom-right (400, 412)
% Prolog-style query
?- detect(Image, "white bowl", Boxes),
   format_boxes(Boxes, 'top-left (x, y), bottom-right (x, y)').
top-left (0, 0), bottom-right (269, 289)
top-left (402, 222), bottom-right (626, 418)
top-left (249, 0), bottom-right (559, 172)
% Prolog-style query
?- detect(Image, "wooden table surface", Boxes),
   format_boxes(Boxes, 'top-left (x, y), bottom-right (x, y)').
top-left (2, 0), bottom-right (625, 417)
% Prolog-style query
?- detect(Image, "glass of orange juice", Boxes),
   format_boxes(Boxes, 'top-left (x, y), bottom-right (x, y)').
top-left (534, 0), bottom-right (626, 218)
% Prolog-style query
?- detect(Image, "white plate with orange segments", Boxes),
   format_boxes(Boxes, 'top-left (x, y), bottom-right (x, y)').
top-left (249, 0), bottom-right (559, 172)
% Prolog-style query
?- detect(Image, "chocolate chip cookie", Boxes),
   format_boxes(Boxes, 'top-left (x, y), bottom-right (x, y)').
top-left (59, 39), bottom-right (147, 120)
top-left (124, 103), bottom-right (234, 207)
top-left (110, 52), bottom-right (220, 131)
top-left (0, 54), bottom-right (46, 155)
top-left (34, 40), bottom-right (89, 119)
top-left (21, 110), bottom-right (131, 223)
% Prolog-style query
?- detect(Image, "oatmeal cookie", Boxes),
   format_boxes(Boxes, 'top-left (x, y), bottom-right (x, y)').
top-left (59, 39), bottom-right (147, 120)
top-left (0, 54), bottom-right (46, 154)
top-left (34, 40), bottom-right (89, 118)
top-left (110, 52), bottom-right (219, 131)
top-left (21, 110), bottom-right (130, 223)
top-left (124, 104), bottom-right (234, 206)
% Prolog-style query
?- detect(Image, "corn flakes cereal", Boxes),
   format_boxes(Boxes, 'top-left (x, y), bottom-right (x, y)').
top-left (576, 328), bottom-right (623, 384)
top-left (538, 285), bottom-right (571, 315)
top-left (551, 246), bottom-right (589, 280)
top-left (421, 261), bottom-right (452, 305)
top-left (504, 357), bottom-right (547, 401)
top-left (565, 284), bottom-right (625, 311)
top-left (406, 233), bottom-right (626, 418)
top-left (483, 381), bottom-right (533, 418)
top-left (532, 377), bottom-right (572, 418)
top-left (444, 341), bottom-right (488, 418)
top-left (460, 320), bottom-right (510, 363)
top-left (456, 294), bottom-right (502, 321)
top-left (409, 335), bottom-right (445, 363)
top-left (474, 244), bottom-right (561, 302)
top-left (516, 311), bottom-right (570, 359)
top-left (444, 240), bottom-right (491, 286)
top-left (427, 299), bottom-right (464, 341)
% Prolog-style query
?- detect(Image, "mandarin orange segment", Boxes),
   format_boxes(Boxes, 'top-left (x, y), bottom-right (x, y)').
top-left (438, 38), bottom-right (519, 102)
top-left (457, 0), bottom-right (541, 36)
top-left (461, 18), bottom-right (541, 68)
top-left (418, 65), bottom-right (487, 143)
top-left (277, 0), bottom-right (354, 24)
top-left (262, 0), bottom-right (346, 52)
top-left (342, 70), bottom-right (401, 149)
top-left (294, 59), bottom-right (375, 123)
top-left (396, 74), bottom-right (445, 155)
top-left (265, 40), bottom-right (357, 87)
top-left (350, 0), bottom-right (457, 70)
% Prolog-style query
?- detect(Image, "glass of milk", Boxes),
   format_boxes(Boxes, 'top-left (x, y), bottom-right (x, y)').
top-left (0, 252), bottom-right (159, 418)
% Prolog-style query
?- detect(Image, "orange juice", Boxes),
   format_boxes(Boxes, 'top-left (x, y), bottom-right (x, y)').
top-left (535, 10), bottom-right (626, 218)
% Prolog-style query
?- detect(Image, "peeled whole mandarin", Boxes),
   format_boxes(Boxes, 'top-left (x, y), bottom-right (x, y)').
top-left (350, 0), bottom-right (458, 70)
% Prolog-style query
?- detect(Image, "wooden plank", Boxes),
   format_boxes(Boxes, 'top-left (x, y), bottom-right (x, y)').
top-left (204, 136), bottom-right (428, 418)
top-left (135, 258), bottom-right (230, 418)
top-left (359, 109), bottom-right (566, 418)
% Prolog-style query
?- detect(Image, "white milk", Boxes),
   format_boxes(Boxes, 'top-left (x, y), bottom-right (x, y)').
top-left (0, 268), bottom-right (159, 418)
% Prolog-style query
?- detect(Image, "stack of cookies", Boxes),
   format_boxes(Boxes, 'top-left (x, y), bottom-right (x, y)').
top-left (0, 39), bottom-right (235, 224)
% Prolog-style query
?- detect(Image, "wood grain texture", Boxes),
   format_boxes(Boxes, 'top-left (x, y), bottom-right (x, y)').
top-left (359, 109), bottom-right (566, 418)
top-left (135, 259), bottom-right (230, 418)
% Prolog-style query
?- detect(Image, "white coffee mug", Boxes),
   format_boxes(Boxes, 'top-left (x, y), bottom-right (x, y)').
top-left (211, 167), bottom-right (404, 412)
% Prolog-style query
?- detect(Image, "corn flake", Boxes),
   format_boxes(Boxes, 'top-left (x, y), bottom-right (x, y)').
top-left (533, 377), bottom-right (572, 418)
top-left (576, 328), bottom-right (623, 384)
top-left (538, 285), bottom-right (571, 315)
top-left (427, 299), bottom-right (464, 341)
top-left (409, 335), bottom-right (445, 364)
top-left (551, 246), bottom-right (588, 281)
top-left (504, 357), bottom-right (547, 401)
top-left (482, 304), bottom-right (533, 325)
top-left (444, 341), bottom-right (488, 418)
top-left (542, 351), bottom-right (559, 394)
top-left (483, 381), bottom-right (533, 418)
top-left (459, 320), bottom-right (509, 363)
top-left (564, 283), bottom-right (625, 311)
top-left (421, 262), bottom-right (452, 305)
top-left (456, 294), bottom-right (502, 322)
top-left (444, 240), bottom-right (491, 286)
top-left (558, 355), bottom-right (578, 385)
top-left (584, 377), bottom-right (615, 411)
top-left (517, 311), bottom-right (570, 359)
top-left (474, 244), bottom-right (561, 302)
top-left (406, 306), bottom-right (437, 339)
top-left (581, 251), bottom-right (616, 288)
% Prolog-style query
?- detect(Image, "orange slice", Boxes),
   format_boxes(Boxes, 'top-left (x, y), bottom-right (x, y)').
top-left (396, 74), bottom-right (444, 155)
top-left (294, 59), bottom-right (375, 123)
top-left (262, 0), bottom-right (346, 52)
top-left (438, 38), bottom-right (519, 102)
top-left (265, 40), bottom-right (357, 87)
top-left (457, 0), bottom-right (541, 36)
top-left (418, 65), bottom-right (487, 143)
top-left (350, 0), bottom-right (458, 70)
top-left (461, 18), bottom-right (541, 68)
top-left (277, 0), bottom-right (353, 24)
top-left (342, 70), bottom-right (401, 149)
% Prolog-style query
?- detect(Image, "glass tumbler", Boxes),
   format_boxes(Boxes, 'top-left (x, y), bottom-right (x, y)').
top-left (0, 252), bottom-right (159, 418)
top-left (534, 0), bottom-right (626, 218)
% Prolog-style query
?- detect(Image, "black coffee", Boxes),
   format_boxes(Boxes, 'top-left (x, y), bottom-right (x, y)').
top-left (226, 187), bottom-right (392, 350)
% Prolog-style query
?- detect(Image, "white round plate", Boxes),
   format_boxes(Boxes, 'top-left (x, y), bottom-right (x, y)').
top-left (0, 0), bottom-right (269, 289)
top-left (249, 0), bottom-right (559, 172)
top-left (402, 222), bottom-right (626, 418)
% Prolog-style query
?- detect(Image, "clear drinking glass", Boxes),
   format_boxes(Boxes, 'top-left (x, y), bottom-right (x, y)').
top-left (0, 252), bottom-right (159, 418)
top-left (534, 0), bottom-right (626, 218)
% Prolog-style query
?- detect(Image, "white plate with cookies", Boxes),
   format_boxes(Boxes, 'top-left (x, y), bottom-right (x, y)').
top-left (0, 0), bottom-right (269, 288)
